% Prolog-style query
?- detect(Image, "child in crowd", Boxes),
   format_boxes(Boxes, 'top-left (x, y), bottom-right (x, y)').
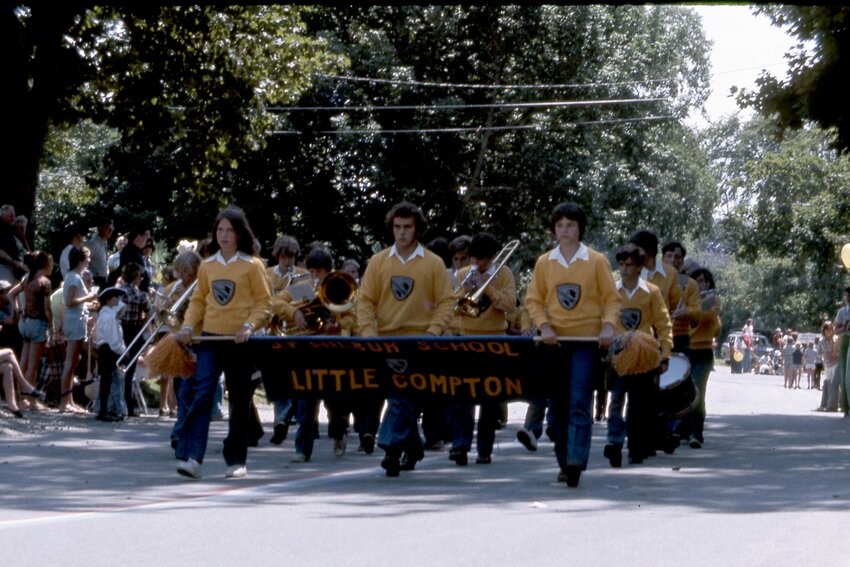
top-left (792, 343), bottom-right (804, 389)
top-left (94, 287), bottom-right (126, 421)
top-left (782, 337), bottom-right (795, 389)
top-left (804, 342), bottom-right (816, 389)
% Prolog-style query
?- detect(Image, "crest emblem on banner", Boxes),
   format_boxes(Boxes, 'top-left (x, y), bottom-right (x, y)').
top-left (212, 280), bottom-right (236, 306)
top-left (556, 283), bottom-right (580, 310)
top-left (620, 308), bottom-right (642, 331)
top-left (386, 359), bottom-right (409, 374)
top-left (391, 276), bottom-right (414, 300)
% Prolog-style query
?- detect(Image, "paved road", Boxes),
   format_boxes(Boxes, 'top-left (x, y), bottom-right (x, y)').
top-left (1, 364), bottom-right (848, 566)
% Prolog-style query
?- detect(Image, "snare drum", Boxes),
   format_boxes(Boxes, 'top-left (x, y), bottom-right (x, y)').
top-left (658, 353), bottom-right (697, 418)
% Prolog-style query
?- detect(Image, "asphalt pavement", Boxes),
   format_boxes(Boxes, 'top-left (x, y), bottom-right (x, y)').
top-left (1, 364), bottom-right (848, 566)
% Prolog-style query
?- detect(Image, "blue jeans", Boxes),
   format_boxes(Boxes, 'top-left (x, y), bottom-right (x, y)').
top-left (522, 397), bottom-right (547, 438)
top-left (688, 348), bottom-right (714, 443)
top-left (450, 401), bottom-right (499, 456)
top-left (606, 369), bottom-right (657, 457)
top-left (295, 398), bottom-right (320, 457)
top-left (273, 398), bottom-right (293, 425)
top-left (606, 375), bottom-right (626, 445)
top-left (174, 337), bottom-right (254, 466)
top-left (540, 342), bottom-right (599, 470)
top-left (377, 398), bottom-right (423, 457)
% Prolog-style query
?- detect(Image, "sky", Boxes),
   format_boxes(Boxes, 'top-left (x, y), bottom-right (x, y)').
top-left (686, 4), bottom-right (798, 127)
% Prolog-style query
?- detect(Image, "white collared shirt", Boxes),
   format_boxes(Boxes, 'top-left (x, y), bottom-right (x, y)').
top-left (641, 261), bottom-right (663, 282)
top-left (617, 277), bottom-right (650, 300)
top-left (389, 243), bottom-right (425, 265)
top-left (547, 243), bottom-right (590, 269)
top-left (206, 250), bottom-right (254, 266)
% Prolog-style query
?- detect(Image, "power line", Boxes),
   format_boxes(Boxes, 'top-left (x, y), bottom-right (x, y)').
top-left (316, 73), bottom-right (674, 90)
top-left (267, 97), bottom-right (668, 112)
top-left (268, 114), bottom-right (676, 135)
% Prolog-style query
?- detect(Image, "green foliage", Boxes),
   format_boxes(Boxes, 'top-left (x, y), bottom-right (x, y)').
top-left (28, 5), bottom-right (345, 257)
top-left (275, 5), bottom-right (715, 267)
top-left (738, 6), bottom-right (850, 153)
top-left (702, 115), bottom-right (850, 334)
top-left (33, 120), bottom-right (120, 258)
top-left (24, 5), bottom-right (717, 274)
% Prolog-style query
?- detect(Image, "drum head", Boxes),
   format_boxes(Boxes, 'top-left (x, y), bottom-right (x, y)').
top-left (733, 351), bottom-right (744, 362)
top-left (659, 354), bottom-right (690, 390)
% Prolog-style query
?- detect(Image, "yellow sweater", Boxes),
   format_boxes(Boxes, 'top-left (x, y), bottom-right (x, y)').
top-left (525, 245), bottom-right (621, 337)
top-left (266, 265), bottom-right (309, 295)
top-left (673, 276), bottom-right (701, 338)
top-left (183, 252), bottom-right (271, 335)
top-left (644, 261), bottom-right (682, 314)
top-left (356, 246), bottom-right (454, 337)
top-left (449, 265), bottom-right (517, 335)
top-left (614, 279), bottom-right (673, 360)
top-left (691, 293), bottom-right (721, 350)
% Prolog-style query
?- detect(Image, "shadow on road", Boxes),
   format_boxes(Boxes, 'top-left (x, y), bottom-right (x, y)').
top-left (2, 407), bottom-right (848, 517)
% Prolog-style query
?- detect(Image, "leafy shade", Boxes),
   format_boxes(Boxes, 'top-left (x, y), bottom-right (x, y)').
top-left (738, 6), bottom-right (850, 153)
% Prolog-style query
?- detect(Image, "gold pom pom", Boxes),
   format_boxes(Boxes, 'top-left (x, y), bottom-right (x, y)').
top-left (144, 334), bottom-right (196, 378)
top-left (612, 331), bottom-right (660, 376)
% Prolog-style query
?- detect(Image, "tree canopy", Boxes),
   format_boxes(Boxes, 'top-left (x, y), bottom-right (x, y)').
top-left (24, 5), bottom-right (718, 272)
top-left (702, 115), bottom-right (850, 334)
top-left (738, 6), bottom-right (850, 153)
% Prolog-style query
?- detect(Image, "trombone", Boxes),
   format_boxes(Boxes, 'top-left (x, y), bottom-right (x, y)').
top-left (455, 239), bottom-right (520, 318)
top-left (116, 279), bottom-right (198, 372)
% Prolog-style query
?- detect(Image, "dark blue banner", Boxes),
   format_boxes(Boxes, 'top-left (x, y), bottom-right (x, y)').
top-left (253, 335), bottom-right (545, 402)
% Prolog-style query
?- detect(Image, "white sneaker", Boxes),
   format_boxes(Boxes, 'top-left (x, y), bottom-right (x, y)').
top-left (291, 452), bottom-right (309, 463)
top-left (333, 438), bottom-right (347, 457)
top-left (516, 428), bottom-right (538, 452)
top-left (225, 464), bottom-right (247, 478)
top-left (177, 458), bottom-right (202, 479)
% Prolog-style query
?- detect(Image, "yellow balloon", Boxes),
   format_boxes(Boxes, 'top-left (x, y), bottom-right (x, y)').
top-left (842, 243), bottom-right (850, 269)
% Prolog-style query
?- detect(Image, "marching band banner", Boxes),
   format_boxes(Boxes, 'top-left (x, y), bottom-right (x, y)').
top-left (253, 335), bottom-right (546, 402)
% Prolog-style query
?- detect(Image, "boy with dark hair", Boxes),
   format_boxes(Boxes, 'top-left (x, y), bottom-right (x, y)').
top-left (447, 232), bottom-right (516, 466)
top-left (357, 201), bottom-right (454, 477)
top-left (525, 202), bottom-right (620, 487)
top-left (604, 243), bottom-right (672, 466)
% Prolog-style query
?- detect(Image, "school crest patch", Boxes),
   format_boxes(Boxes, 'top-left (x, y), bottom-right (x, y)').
top-left (386, 359), bottom-right (409, 374)
top-left (620, 308), bottom-right (642, 331)
top-left (391, 276), bottom-right (414, 301)
top-left (212, 279), bottom-right (236, 306)
top-left (556, 283), bottom-right (581, 310)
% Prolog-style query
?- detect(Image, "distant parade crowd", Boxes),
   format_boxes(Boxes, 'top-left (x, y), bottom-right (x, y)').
top-left (1, 201), bottom-right (848, 486)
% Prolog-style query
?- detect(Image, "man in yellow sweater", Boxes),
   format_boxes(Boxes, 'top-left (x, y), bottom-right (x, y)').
top-left (265, 235), bottom-right (309, 446)
top-left (356, 202), bottom-right (455, 477)
top-left (628, 231), bottom-right (682, 320)
top-left (447, 232), bottom-right (516, 466)
top-left (175, 206), bottom-right (271, 480)
top-left (661, 241), bottom-right (702, 443)
top-left (525, 202), bottom-right (620, 487)
top-left (662, 241), bottom-right (701, 356)
top-left (628, 230), bottom-right (682, 453)
top-left (603, 243), bottom-right (672, 467)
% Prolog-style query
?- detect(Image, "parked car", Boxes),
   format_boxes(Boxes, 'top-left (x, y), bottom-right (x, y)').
top-left (720, 331), bottom-right (772, 373)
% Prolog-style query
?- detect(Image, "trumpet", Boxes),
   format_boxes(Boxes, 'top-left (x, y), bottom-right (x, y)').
top-left (116, 279), bottom-right (198, 372)
top-left (455, 239), bottom-right (520, 318)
